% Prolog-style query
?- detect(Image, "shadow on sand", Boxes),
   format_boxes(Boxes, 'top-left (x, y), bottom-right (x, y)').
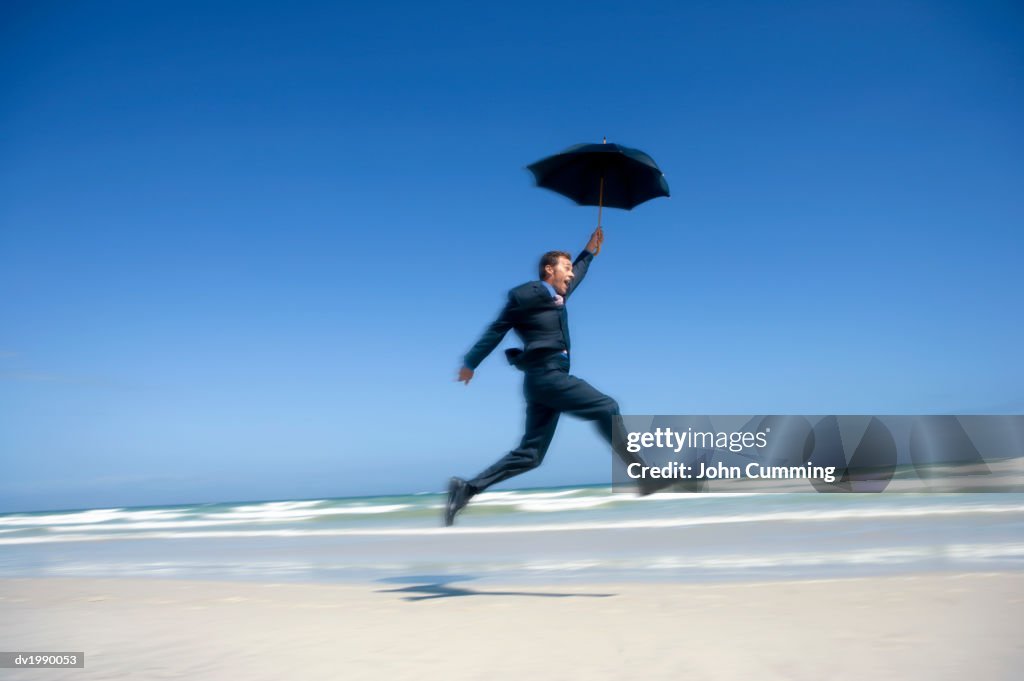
top-left (375, 575), bottom-right (616, 602)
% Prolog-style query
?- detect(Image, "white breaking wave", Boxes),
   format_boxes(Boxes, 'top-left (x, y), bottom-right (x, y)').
top-left (1, 503), bottom-right (1022, 545)
top-left (0, 503), bottom-right (413, 531)
top-left (203, 503), bottom-right (412, 521)
top-left (499, 491), bottom-right (766, 510)
top-left (524, 543), bottom-right (1024, 572)
top-left (12, 543), bottom-right (1023, 580)
top-left (471, 489), bottom-right (588, 503)
top-left (0, 490), bottom-right (769, 530)
top-left (30, 504), bottom-right (418, 533)
top-left (0, 508), bottom-right (190, 527)
top-left (471, 489), bottom-right (763, 512)
top-left (512, 497), bottom-right (623, 512)
top-left (228, 500), bottom-right (327, 511)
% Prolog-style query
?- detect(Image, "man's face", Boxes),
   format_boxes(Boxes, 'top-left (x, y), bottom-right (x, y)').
top-left (546, 256), bottom-right (574, 295)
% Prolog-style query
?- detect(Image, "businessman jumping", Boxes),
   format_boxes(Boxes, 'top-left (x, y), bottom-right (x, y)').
top-left (445, 226), bottom-right (657, 526)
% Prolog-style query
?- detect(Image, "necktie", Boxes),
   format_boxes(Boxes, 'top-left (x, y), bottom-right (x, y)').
top-left (554, 294), bottom-right (569, 352)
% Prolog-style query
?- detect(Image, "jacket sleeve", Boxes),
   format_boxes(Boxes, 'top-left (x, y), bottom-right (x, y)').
top-left (463, 292), bottom-right (518, 370)
top-left (564, 249), bottom-right (594, 300)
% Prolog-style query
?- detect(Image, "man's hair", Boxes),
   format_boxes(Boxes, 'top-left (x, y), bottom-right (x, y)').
top-left (538, 251), bottom-right (572, 280)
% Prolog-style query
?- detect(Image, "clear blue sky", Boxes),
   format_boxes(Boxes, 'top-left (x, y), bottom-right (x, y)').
top-left (1, 0), bottom-right (1021, 512)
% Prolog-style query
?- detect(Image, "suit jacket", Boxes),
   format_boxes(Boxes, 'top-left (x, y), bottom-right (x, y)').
top-left (464, 250), bottom-right (594, 371)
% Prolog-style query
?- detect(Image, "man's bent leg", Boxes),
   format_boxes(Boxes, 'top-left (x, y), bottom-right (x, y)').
top-left (529, 372), bottom-right (648, 472)
top-left (535, 372), bottom-right (670, 494)
top-left (467, 401), bottom-right (560, 494)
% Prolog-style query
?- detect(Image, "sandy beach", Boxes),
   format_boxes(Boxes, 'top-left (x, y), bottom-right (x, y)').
top-left (2, 572), bottom-right (1021, 680)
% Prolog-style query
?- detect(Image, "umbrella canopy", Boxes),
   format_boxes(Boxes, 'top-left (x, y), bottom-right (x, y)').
top-left (527, 142), bottom-right (670, 212)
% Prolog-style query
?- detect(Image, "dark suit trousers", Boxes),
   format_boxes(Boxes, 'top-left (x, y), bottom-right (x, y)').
top-left (467, 354), bottom-right (637, 493)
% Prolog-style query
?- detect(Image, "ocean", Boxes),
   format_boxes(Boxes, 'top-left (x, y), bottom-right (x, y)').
top-left (2, 487), bottom-right (1022, 584)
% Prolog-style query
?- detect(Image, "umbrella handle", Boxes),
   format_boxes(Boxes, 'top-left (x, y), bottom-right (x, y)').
top-left (598, 137), bottom-right (606, 229)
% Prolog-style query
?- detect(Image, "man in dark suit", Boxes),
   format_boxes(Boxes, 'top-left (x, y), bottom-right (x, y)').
top-left (446, 226), bottom-right (652, 526)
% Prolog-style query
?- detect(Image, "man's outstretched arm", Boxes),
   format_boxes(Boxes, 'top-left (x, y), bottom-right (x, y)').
top-left (565, 226), bottom-right (604, 299)
top-left (457, 294), bottom-right (517, 385)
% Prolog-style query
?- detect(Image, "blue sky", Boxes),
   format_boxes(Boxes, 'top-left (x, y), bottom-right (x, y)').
top-left (1, 0), bottom-right (1022, 512)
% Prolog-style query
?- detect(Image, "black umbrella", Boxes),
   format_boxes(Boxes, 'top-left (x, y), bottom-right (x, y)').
top-left (527, 139), bottom-right (670, 227)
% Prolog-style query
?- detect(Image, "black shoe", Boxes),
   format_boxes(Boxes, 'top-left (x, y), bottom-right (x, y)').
top-left (619, 453), bottom-right (673, 496)
top-left (444, 477), bottom-right (473, 526)
top-left (637, 476), bottom-right (675, 496)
